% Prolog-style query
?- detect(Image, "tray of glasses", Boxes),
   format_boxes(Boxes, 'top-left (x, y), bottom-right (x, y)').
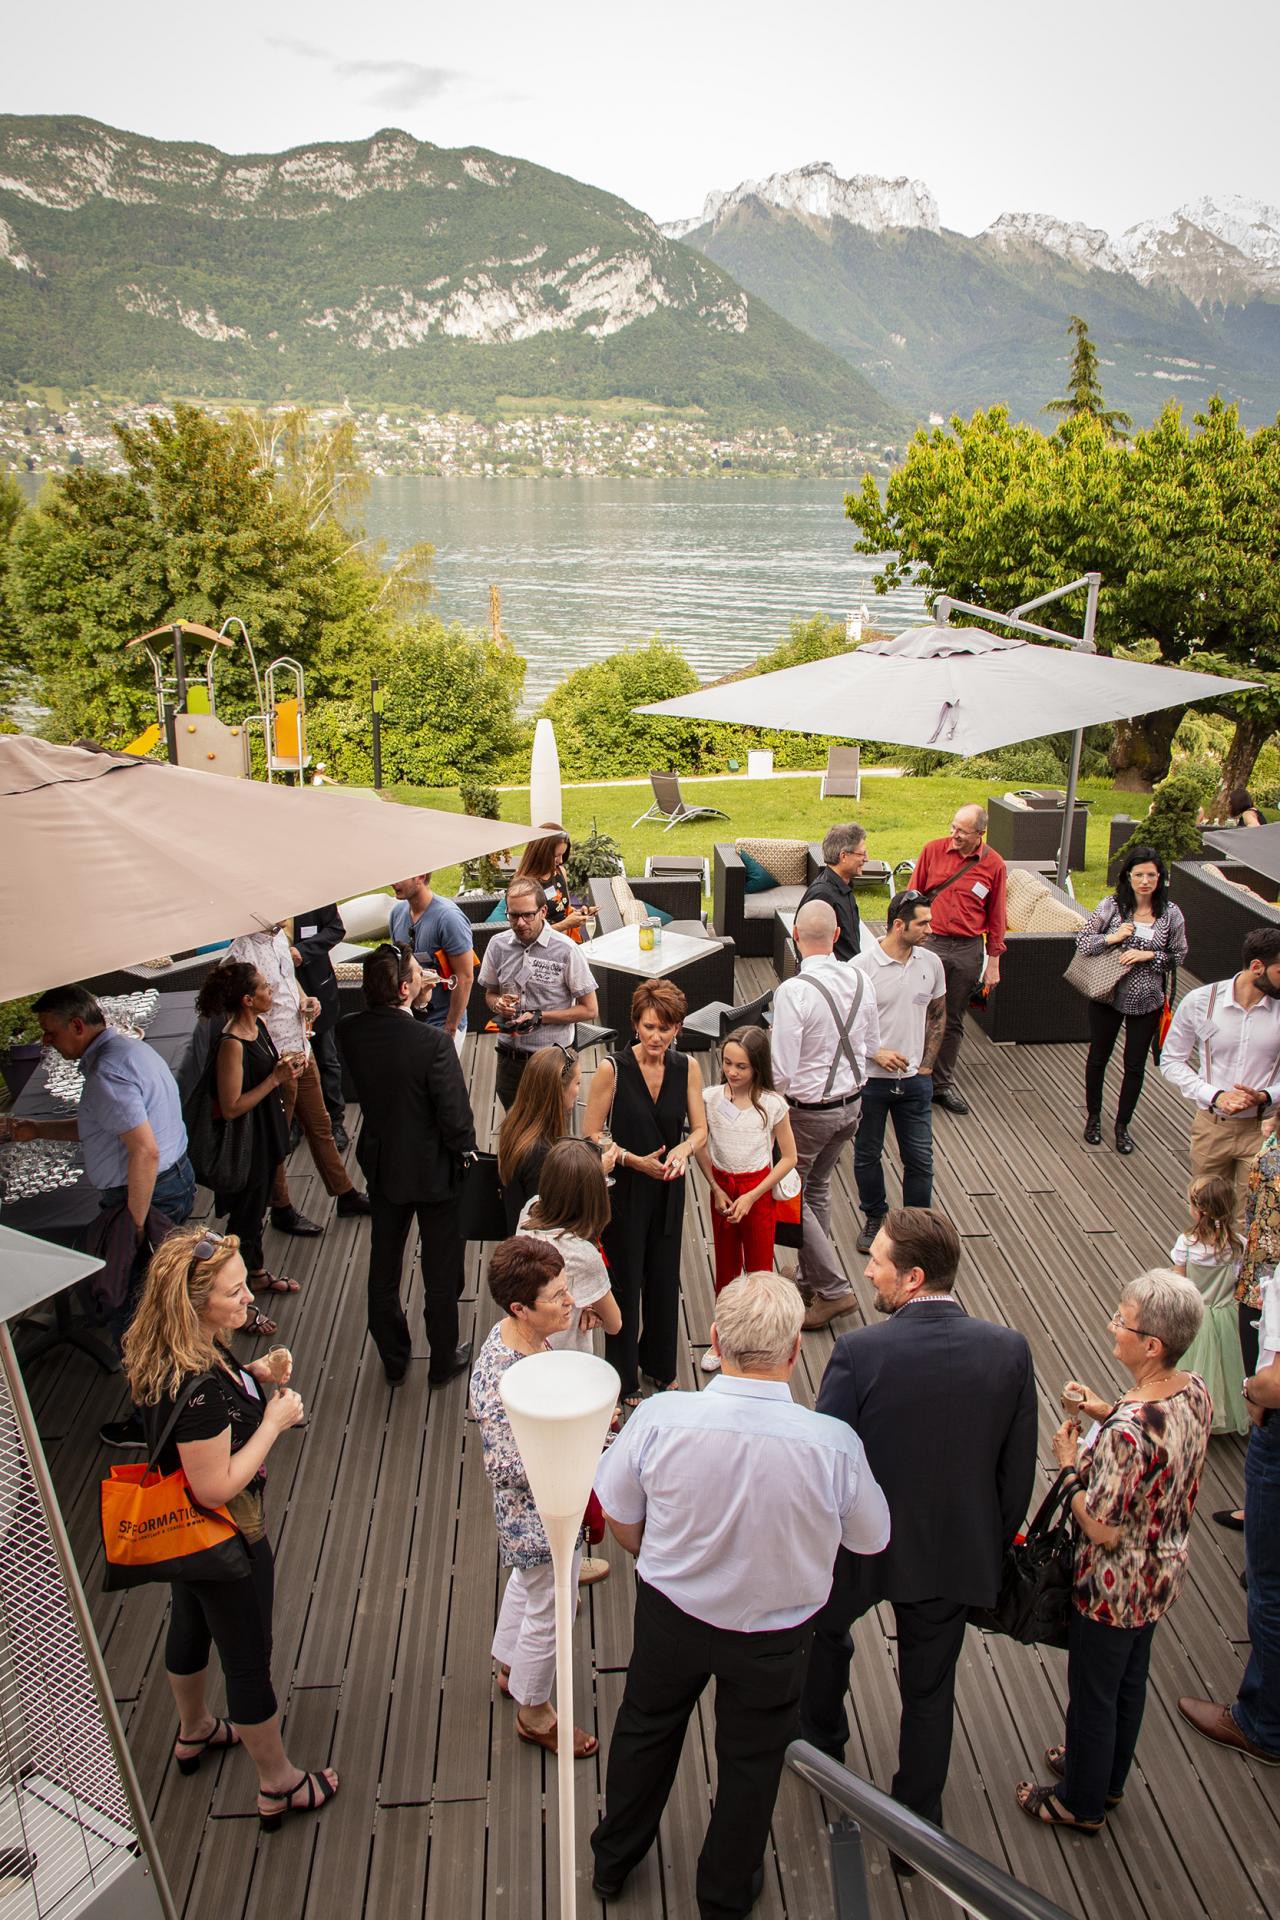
top-left (0, 1139), bottom-right (84, 1207)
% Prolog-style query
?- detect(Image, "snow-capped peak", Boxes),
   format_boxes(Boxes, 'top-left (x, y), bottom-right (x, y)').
top-left (662, 161), bottom-right (939, 239)
top-left (982, 211), bottom-right (1128, 275)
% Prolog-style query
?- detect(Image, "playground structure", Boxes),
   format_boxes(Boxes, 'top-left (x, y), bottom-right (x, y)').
top-left (122, 618), bottom-right (309, 782)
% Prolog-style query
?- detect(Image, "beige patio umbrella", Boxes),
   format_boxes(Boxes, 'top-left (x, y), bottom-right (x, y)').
top-left (0, 736), bottom-right (528, 1000)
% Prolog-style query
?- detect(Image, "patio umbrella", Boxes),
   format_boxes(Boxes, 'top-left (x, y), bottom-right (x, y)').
top-left (0, 736), bottom-right (529, 1000)
top-left (636, 624), bottom-right (1255, 757)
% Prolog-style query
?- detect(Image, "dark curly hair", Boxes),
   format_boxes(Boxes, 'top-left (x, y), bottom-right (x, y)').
top-left (195, 961), bottom-right (262, 1018)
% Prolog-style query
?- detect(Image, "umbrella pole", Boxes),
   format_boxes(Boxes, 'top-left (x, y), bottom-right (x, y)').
top-left (1056, 574), bottom-right (1101, 890)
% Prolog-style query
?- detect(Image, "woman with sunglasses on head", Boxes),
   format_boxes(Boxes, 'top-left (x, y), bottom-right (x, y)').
top-left (496, 1044), bottom-right (581, 1234)
top-left (194, 962), bottom-right (304, 1333)
top-left (1074, 844), bottom-right (1187, 1156)
top-left (1015, 1270), bottom-right (1209, 1834)
top-left (123, 1226), bottom-right (337, 1830)
top-left (515, 826), bottom-right (588, 939)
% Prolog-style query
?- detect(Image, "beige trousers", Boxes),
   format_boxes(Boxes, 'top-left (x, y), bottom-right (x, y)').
top-left (1188, 1108), bottom-right (1267, 1222)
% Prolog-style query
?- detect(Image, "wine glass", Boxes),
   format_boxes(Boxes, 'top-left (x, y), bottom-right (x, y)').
top-left (597, 1119), bottom-right (616, 1188)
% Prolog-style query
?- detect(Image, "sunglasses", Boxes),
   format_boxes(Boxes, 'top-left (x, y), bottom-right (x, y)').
top-left (189, 1231), bottom-right (227, 1267)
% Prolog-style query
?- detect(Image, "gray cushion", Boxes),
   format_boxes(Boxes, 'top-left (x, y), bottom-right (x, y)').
top-left (744, 884), bottom-right (807, 919)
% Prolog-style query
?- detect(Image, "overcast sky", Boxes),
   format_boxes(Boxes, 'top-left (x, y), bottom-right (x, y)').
top-left (4, 0), bottom-right (1276, 237)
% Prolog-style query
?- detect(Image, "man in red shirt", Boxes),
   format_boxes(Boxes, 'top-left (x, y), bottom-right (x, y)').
top-left (909, 805), bottom-right (1007, 1116)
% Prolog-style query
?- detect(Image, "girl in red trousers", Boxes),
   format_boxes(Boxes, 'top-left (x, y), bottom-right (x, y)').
top-left (695, 1026), bottom-right (797, 1371)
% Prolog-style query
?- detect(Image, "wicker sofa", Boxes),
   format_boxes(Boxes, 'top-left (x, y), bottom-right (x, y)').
top-left (712, 840), bottom-right (823, 957)
top-left (1171, 859), bottom-right (1280, 984)
top-left (987, 794), bottom-right (1088, 869)
top-left (969, 867), bottom-right (1092, 1044)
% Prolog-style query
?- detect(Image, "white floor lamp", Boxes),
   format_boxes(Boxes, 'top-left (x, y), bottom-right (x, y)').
top-left (529, 717), bottom-right (564, 832)
top-left (500, 1350), bottom-right (620, 1920)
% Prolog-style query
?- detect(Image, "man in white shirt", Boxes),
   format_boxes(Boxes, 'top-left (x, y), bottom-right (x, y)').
top-left (591, 1271), bottom-right (889, 1918)
top-left (771, 900), bottom-right (905, 1330)
top-left (851, 891), bottom-right (948, 1255)
top-left (1160, 927), bottom-right (1280, 1213)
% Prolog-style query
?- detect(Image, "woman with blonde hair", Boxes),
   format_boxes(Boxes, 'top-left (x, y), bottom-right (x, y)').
top-left (123, 1225), bottom-right (337, 1832)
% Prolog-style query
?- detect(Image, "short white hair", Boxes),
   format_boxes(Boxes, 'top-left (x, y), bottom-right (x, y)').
top-left (1122, 1269), bottom-right (1204, 1364)
top-left (713, 1271), bottom-right (804, 1370)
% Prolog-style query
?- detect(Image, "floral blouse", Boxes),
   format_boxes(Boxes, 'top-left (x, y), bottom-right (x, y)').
top-left (1236, 1131), bottom-right (1280, 1312)
top-left (1073, 1375), bottom-right (1212, 1629)
top-left (1074, 894), bottom-right (1187, 1016)
top-left (468, 1322), bottom-right (551, 1569)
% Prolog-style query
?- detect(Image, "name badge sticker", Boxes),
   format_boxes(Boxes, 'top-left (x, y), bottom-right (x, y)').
top-left (300, 925), bottom-right (319, 938)
top-left (971, 880), bottom-right (990, 900)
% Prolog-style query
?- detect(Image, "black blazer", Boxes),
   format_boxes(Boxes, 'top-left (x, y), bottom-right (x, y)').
top-left (336, 1007), bottom-right (475, 1204)
top-left (293, 905), bottom-right (344, 1035)
top-left (817, 1299), bottom-right (1037, 1610)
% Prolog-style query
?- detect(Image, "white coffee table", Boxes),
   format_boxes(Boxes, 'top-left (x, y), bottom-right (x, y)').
top-left (585, 924), bottom-right (728, 1029)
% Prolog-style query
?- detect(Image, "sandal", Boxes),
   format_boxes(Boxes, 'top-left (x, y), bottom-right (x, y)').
top-left (174, 1717), bottom-right (240, 1776)
top-left (258, 1769), bottom-right (340, 1833)
top-left (642, 1375), bottom-right (681, 1393)
top-left (256, 1271), bottom-right (301, 1296)
top-left (1015, 1782), bottom-right (1103, 1832)
top-left (1045, 1746), bottom-right (1123, 1808)
top-left (622, 1390), bottom-right (644, 1410)
top-left (516, 1713), bottom-right (598, 1759)
top-left (241, 1305), bottom-right (277, 1338)
top-left (496, 1666), bottom-right (512, 1698)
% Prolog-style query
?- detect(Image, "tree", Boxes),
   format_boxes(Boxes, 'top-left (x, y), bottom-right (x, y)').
top-left (0, 468), bottom-right (27, 691)
top-left (846, 399), bottom-right (1274, 789)
top-left (1044, 316), bottom-right (1132, 439)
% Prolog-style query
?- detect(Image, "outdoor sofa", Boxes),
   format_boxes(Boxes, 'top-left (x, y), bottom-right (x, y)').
top-left (969, 867), bottom-right (1092, 1045)
top-left (987, 793), bottom-right (1088, 869)
top-left (1171, 859), bottom-right (1280, 984)
top-left (587, 872), bottom-right (706, 936)
top-left (712, 840), bottom-right (824, 957)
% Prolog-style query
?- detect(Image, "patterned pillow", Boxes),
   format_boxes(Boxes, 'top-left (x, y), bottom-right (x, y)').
top-left (1022, 892), bottom-right (1087, 934)
top-left (735, 838), bottom-right (809, 886)
top-left (610, 876), bottom-right (648, 926)
top-left (1004, 866), bottom-right (1049, 932)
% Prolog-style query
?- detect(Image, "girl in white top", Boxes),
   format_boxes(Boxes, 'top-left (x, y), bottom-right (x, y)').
top-left (518, 1137), bottom-right (622, 1356)
top-left (1172, 1171), bottom-right (1247, 1436)
top-left (694, 1027), bottom-right (797, 1370)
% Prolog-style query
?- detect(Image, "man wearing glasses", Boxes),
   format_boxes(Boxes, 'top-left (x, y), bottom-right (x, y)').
top-left (479, 879), bottom-right (599, 1110)
top-left (909, 805), bottom-right (1007, 1117)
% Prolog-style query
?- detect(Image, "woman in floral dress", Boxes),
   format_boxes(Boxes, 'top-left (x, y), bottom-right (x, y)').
top-left (469, 1234), bottom-right (599, 1759)
top-left (1016, 1270), bottom-right (1210, 1832)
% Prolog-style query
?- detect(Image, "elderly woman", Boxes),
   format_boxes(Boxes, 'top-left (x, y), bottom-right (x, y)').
top-left (1016, 1270), bottom-right (1210, 1832)
top-left (584, 979), bottom-right (707, 1405)
top-left (123, 1227), bottom-right (336, 1832)
top-left (1075, 845), bottom-right (1187, 1155)
top-left (469, 1235), bottom-right (599, 1758)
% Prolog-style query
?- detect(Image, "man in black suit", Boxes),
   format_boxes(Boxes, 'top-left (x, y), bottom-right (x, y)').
top-left (800, 1206), bottom-right (1037, 1830)
top-left (336, 944), bottom-right (476, 1386)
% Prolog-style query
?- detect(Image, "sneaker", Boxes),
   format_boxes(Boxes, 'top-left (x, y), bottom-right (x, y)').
top-left (801, 1290), bottom-right (860, 1332)
top-left (100, 1414), bottom-right (145, 1449)
top-left (700, 1349), bottom-right (722, 1373)
top-left (855, 1214), bottom-right (885, 1256)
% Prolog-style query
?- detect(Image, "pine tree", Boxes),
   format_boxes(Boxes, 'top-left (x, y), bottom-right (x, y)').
top-left (1044, 316), bottom-right (1133, 440)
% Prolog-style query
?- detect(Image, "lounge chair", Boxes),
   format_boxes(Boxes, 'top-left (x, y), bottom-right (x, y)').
top-left (820, 745), bottom-right (861, 800)
top-left (632, 772), bottom-right (729, 832)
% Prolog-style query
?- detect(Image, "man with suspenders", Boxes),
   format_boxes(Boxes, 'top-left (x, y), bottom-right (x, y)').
top-left (771, 900), bottom-right (909, 1330)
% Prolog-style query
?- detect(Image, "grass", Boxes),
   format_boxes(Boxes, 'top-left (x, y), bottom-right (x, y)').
top-left (383, 773), bottom-right (1139, 910)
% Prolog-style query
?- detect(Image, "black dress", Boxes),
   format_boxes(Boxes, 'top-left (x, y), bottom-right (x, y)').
top-left (213, 1022), bottom-right (288, 1272)
top-left (601, 1046), bottom-right (689, 1395)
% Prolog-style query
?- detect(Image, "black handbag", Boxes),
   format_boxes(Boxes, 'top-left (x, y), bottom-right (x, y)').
top-left (969, 1467), bottom-right (1078, 1650)
top-left (458, 1151), bottom-right (509, 1242)
top-left (182, 1038), bottom-right (254, 1193)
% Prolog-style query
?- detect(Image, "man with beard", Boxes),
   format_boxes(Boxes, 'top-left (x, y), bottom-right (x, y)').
top-left (799, 1207), bottom-right (1036, 1839)
top-left (1161, 927), bottom-right (1280, 1217)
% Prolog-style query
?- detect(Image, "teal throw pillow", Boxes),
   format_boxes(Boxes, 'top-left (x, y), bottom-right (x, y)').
top-left (484, 897), bottom-right (509, 924)
top-left (638, 900), bottom-right (674, 925)
top-left (738, 849), bottom-right (780, 894)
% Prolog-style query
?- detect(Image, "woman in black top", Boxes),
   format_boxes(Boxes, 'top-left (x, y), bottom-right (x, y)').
top-left (195, 963), bottom-right (302, 1324)
top-left (1227, 786), bottom-right (1265, 828)
top-left (123, 1225), bottom-right (337, 1832)
top-left (584, 979), bottom-right (707, 1403)
top-left (514, 827), bottom-right (589, 938)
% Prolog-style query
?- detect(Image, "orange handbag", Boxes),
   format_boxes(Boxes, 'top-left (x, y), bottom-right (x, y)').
top-left (100, 1375), bottom-right (250, 1591)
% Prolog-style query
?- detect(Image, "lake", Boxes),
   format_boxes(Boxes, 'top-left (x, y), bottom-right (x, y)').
top-left (364, 476), bottom-right (926, 703)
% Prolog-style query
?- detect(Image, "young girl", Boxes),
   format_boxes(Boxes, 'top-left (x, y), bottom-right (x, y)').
top-left (518, 1138), bottom-right (622, 1355)
top-left (695, 1027), bottom-right (797, 1371)
top-left (1173, 1173), bottom-right (1248, 1436)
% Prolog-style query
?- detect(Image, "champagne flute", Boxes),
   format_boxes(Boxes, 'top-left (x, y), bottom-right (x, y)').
top-left (266, 1346), bottom-right (307, 1429)
top-left (597, 1119), bottom-right (616, 1188)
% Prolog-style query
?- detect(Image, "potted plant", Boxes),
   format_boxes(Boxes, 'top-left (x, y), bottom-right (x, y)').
top-left (1, 997), bottom-right (42, 1100)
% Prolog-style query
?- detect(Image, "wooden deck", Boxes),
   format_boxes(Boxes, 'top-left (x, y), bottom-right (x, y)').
top-left (21, 958), bottom-right (1280, 1920)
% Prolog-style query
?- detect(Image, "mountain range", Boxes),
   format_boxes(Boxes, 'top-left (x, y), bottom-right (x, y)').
top-left (666, 162), bottom-right (1280, 425)
top-left (0, 118), bottom-right (900, 436)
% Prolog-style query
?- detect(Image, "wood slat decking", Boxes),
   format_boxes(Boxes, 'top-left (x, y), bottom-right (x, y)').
top-left (19, 964), bottom-right (1280, 1919)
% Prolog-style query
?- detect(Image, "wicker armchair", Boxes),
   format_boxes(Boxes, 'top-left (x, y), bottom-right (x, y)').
top-left (969, 875), bottom-right (1091, 1044)
top-left (712, 840), bottom-right (823, 957)
top-left (1171, 860), bottom-right (1280, 984)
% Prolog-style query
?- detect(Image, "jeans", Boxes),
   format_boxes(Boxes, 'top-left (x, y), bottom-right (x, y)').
top-left (1059, 1608), bottom-right (1156, 1823)
top-left (1235, 1412), bottom-right (1280, 1756)
top-left (853, 1075), bottom-right (934, 1220)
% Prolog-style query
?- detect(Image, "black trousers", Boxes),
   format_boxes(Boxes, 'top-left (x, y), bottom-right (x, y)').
top-left (1084, 1001), bottom-right (1162, 1127)
top-left (593, 1579), bottom-right (813, 1920)
top-left (225, 1160), bottom-right (279, 1276)
top-left (495, 1047), bottom-right (531, 1111)
top-left (602, 1175), bottom-right (684, 1397)
top-left (1242, 1302), bottom-right (1260, 1374)
top-left (1059, 1608), bottom-right (1156, 1823)
top-left (312, 1025), bottom-right (346, 1128)
top-left (924, 935), bottom-right (984, 1095)
top-left (166, 1534), bottom-right (277, 1725)
top-left (367, 1191), bottom-right (462, 1377)
top-left (800, 1548), bottom-right (968, 1827)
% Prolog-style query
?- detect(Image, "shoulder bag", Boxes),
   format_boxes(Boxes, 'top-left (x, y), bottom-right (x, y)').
top-left (968, 1466), bottom-right (1078, 1649)
top-left (182, 1034), bottom-right (255, 1193)
top-left (458, 1151), bottom-right (509, 1242)
top-left (100, 1373), bottom-right (250, 1591)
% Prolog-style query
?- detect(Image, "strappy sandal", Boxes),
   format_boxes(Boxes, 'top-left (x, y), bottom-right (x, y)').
top-left (1044, 1745), bottom-right (1123, 1808)
top-left (174, 1717), bottom-right (240, 1776)
top-left (258, 1769), bottom-right (340, 1833)
top-left (1014, 1782), bottom-right (1103, 1832)
top-left (515, 1713), bottom-right (598, 1759)
top-left (241, 1305), bottom-right (277, 1338)
top-left (622, 1390), bottom-right (644, 1410)
top-left (257, 1271), bottom-right (301, 1295)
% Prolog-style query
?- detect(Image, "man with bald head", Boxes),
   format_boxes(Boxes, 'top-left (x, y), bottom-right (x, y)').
top-left (771, 900), bottom-right (908, 1329)
top-left (909, 804), bottom-right (1007, 1117)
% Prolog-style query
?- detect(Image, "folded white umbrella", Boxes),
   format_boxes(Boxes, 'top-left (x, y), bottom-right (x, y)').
top-left (637, 624), bottom-right (1255, 756)
top-left (0, 736), bottom-right (528, 1000)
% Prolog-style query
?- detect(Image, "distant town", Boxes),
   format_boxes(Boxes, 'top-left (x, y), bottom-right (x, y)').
top-left (1, 395), bottom-right (903, 483)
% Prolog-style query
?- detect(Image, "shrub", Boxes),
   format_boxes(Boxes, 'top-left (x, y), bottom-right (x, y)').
top-left (1113, 772), bottom-right (1204, 868)
top-left (458, 782), bottom-right (509, 894)
top-left (0, 995), bottom-right (39, 1051)
top-left (563, 818), bottom-right (623, 887)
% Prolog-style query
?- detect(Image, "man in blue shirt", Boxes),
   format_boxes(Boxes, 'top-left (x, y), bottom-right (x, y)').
top-left (591, 1270), bottom-right (889, 1918)
top-left (388, 873), bottom-right (475, 1054)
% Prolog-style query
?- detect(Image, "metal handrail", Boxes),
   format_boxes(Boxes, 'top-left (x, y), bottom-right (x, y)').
top-left (786, 1741), bottom-right (1077, 1920)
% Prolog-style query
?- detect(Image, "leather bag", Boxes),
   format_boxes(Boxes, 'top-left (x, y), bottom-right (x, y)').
top-left (1063, 944), bottom-right (1128, 1004)
top-left (101, 1375), bottom-right (250, 1591)
top-left (969, 1467), bottom-right (1077, 1650)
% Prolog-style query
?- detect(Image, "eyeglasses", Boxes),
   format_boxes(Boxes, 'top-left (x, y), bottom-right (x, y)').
top-left (508, 908), bottom-right (543, 923)
top-left (1108, 1309), bottom-right (1155, 1340)
top-left (189, 1231), bottom-right (226, 1267)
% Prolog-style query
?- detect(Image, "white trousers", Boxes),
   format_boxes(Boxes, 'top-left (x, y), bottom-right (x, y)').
top-left (492, 1549), bottom-right (582, 1706)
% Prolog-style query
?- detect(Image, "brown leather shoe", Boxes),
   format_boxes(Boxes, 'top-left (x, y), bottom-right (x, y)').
top-left (1177, 1697), bottom-right (1280, 1765)
top-left (801, 1290), bottom-right (860, 1332)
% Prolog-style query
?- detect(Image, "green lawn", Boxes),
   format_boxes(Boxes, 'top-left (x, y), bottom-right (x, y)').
top-left (384, 774), bottom-right (1139, 911)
